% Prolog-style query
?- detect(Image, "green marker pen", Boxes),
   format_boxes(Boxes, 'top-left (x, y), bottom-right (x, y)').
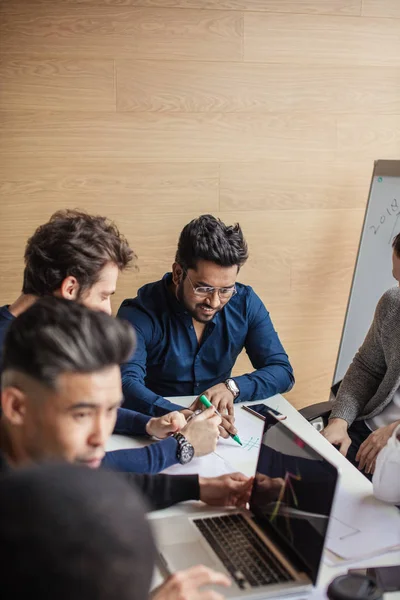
top-left (198, 394), bottom-right (242, 446)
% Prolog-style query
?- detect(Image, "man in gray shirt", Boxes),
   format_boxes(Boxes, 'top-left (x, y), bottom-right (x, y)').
top-left (322, 233), bottom-right (400, 477)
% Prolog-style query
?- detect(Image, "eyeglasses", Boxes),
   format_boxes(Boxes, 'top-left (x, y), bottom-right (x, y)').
top-left (185, 271), bottom-right (237, 299)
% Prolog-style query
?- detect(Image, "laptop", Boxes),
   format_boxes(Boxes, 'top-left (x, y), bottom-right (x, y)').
top-left (152, 412), bottom-right (339, 599)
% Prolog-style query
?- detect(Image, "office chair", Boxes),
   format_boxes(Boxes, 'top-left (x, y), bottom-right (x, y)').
top-left (298, 380), bottom-right (342, 431)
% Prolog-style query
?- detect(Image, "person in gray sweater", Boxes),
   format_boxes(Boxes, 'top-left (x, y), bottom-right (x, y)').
top-left (322, 233), bottom-right (400, 477)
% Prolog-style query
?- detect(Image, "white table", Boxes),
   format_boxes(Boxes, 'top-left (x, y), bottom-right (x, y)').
top-left (107, 395), bottom-right (400, 599)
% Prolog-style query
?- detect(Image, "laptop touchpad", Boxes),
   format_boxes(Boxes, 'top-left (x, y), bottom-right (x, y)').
top-left (151, 516), bottom-right (200, 546)
top-left (160, 541), bottom-right (218, 572)
top-left (158, 543), bottom-right (240, 599)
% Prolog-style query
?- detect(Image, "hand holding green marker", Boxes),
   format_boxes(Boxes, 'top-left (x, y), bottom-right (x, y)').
top-left (198, 394), bottom-right (242, 446)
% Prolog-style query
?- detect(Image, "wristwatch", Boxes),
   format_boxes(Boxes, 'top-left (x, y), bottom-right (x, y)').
top-left (225, 378), bottom-right (240, 399)
top-left (173, 432), bottom-right (195, 465)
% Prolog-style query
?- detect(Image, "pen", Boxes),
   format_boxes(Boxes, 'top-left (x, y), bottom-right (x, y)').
top-left (198, 394), bottom-right (243, 446)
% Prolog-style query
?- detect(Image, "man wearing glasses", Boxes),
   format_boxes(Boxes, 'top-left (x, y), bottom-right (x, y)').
top-left (118, 215), bottom-right (294, 431)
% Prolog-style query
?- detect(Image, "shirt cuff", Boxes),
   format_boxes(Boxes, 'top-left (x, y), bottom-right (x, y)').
top-left (232, 375), bottom-right (253, 402)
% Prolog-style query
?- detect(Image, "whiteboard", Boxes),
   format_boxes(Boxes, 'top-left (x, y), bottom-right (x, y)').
top-left (333, 160), bottom-right (400, 385)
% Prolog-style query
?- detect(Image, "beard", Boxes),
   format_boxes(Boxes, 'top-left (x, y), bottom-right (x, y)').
top-left (176, 280), bottom-right (222, 324)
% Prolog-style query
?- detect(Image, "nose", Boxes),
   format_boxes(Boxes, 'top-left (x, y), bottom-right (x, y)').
top-left (88, 415), bottom-right (110, 449)
top-left (104, 299), bottom-right (112, 316)
top-left (206, 290), bottom-right (221, 308)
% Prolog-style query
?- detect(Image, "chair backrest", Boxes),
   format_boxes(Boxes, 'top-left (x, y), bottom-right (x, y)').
top-left (329, 379), bottom-right (343, 402)
top-left (330, 380), bottom-right (342, 400)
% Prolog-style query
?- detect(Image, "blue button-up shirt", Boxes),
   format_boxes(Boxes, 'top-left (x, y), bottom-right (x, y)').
top-left (118, 273), bottom-right (294, 416)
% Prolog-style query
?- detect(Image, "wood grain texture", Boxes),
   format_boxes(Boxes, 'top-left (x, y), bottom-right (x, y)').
top-left (0, 6), bottom-right (242, 61)
top-left (0, 57), bottom-right (115, 111)
top-left (362, 0), bottom-right (400, 18)
top-left (0, 159), bottom-right (219, 214)
top-left (337, 116), bottom-right (400, 159)
top-left (244, 13), bottom-right (400, 66)
top-left (220, 209), bottom-right (363, 301)
top-left (220, 161), bottom-right (372, 211)
top-left (0, 0), bottom-right (362, 16)
top-left (0, 112), bottom-right (337, 161)
top-left (117, 60), bottom-right (400, 114)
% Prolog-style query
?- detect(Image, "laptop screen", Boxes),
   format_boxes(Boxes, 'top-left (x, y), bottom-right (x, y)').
top-left (249, 412), bottom-right (338, 584)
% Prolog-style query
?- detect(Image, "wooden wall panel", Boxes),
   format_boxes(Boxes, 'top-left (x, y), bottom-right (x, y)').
top-left (0, 112), bottom-right (337, 162)
top-left (1, 0), bottom-right (399, 409)
top-left (244, 13), bottom-right (400, 66)
top-left (337, 116), bottom-right (400, 159)
top-left (117, 61), bottom-right (400, 115)
top-left (362, 1), bottom-right (400, 18)
top-left (0, 0), bottom-right (362, 16)
top-left (0, 159), bottom-right (219, 214)
top-left (220, 161), bottom-right (372, 211)
top-left (0, 7), bottom-right (242, 61)
top-left (0, 58), bottom-right (115, 111)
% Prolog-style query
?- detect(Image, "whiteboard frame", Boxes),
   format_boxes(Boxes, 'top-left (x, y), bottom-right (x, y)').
top-left (332, 160), bottom-right (400, 388)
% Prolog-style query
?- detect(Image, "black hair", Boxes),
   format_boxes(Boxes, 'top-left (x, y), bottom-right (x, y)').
top-left (0, 463), bottom-right (155, 600)
top-left (2, 296), bottom-right (135, 389)
top-left (392, 232), bottom-right (400, 256)
top-left (23, 209), bottom-right (135, 296)
top-left (175, 214), bottom-right (248, 271)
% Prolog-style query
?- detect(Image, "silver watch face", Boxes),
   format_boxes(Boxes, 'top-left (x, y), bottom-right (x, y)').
top-left (227, 378), bottom-right (239, 396)
top-left (180, 442), bottom-right (195, 464)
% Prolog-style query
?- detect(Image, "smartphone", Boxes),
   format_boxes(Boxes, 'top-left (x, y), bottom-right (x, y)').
top-left (241, 403), bottom-right (285, 421)
top-left (349, 566), bottom-right (400, 593)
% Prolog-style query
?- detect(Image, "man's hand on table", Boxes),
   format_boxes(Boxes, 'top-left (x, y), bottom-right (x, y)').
top-left (181, 407), bottom-right (221, 456)
top-left (356, 421), bottom-right (399, 474)
top-left (146, 411), bottom-right (187, 439)
top-left (321, 418), bottom-right (352, 456)
top-left (199, 472), bottom-right (253, 508)
top-left (151, 565), bottom-right (230, 600)
top-left (147, 407), bottom-right (221, 457)
top-left (189, 384), bottom-right (237, 439)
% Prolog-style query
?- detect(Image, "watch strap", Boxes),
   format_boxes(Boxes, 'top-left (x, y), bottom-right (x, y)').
top-left (173, 432), bottom-right (187, 447)
top-left (172, 432), bottom-right (194, 465)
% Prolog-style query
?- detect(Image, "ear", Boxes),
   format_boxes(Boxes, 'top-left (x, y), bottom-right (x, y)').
top-left (172, 263), bottom-right (184, 286)
top-left (59, 275), bottom-right (80, 301)
top-left (1, 387), bottom-right (28, 426)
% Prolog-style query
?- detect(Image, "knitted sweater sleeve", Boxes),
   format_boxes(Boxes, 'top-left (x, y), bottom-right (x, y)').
top-left (330, 290), bottom-right (391, 425)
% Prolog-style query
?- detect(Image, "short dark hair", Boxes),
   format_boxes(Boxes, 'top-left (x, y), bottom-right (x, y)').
top-left (23, 209), bottom-right (135, 296)
top-left (2, 297), bottom-right (135, 389)
top-left (393, 233), bottom-right (400, 256)
top-left (175, 214), bottom-right (248, 271)
top-left (0, 463), bottom-right (155, 600)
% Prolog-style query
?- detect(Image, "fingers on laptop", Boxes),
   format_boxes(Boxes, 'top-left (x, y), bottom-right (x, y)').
top-left (157, 565), bottom-right (231, 600)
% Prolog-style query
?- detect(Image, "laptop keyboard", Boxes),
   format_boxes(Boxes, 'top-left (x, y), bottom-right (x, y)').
top-left (193, 514), bottom-right (294, 590)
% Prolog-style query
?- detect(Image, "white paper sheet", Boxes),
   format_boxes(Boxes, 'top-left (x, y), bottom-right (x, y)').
top-left (162, 452), bottom-right (236, 477)
top-left (214, 406), bottom-right (265, 464)
top-left (161, 405), bottom-right (264, 478)
top-left (326, 486), bottom-right (400, 560)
